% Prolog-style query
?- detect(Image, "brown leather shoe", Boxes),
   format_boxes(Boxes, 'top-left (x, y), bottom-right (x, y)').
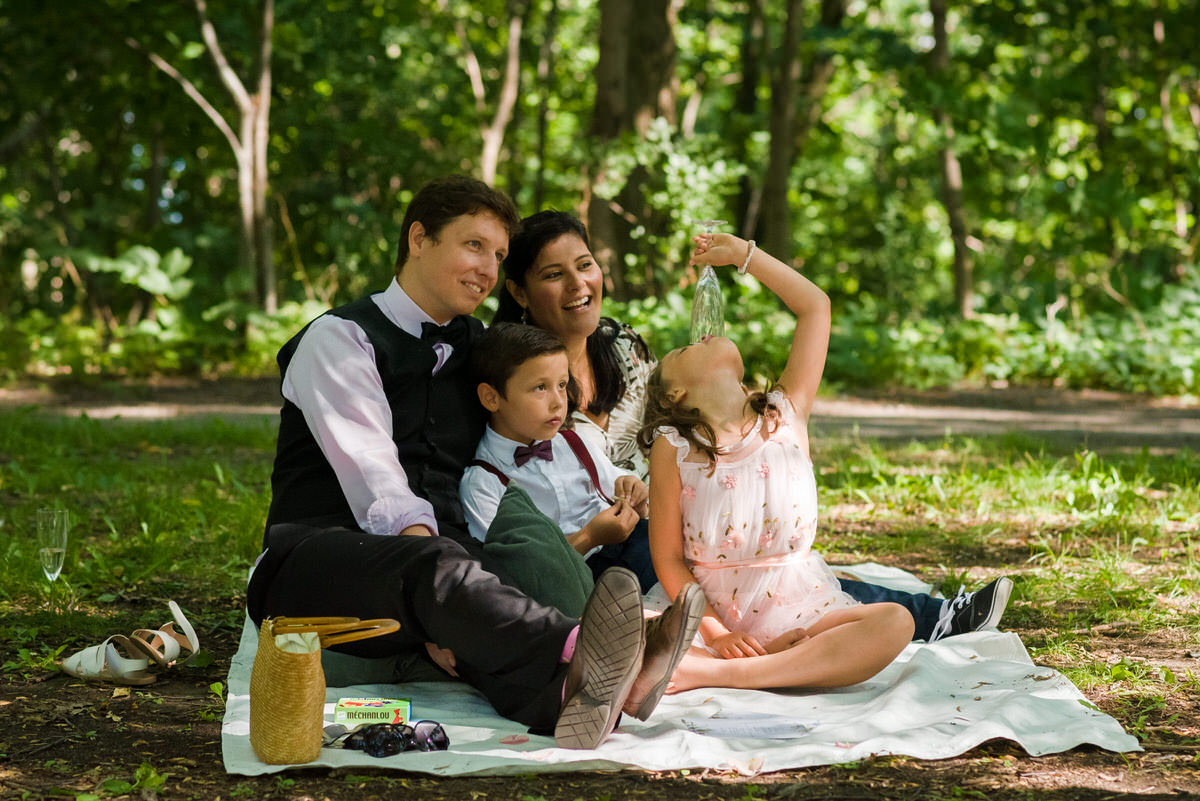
top-left (623, 582), bottom-right (705, 721)
top-left (554, 568), bottom-right (645, 749)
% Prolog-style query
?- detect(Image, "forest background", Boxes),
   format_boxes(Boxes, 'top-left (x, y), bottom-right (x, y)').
top-left (2, 0), bottom-right (1198, 397)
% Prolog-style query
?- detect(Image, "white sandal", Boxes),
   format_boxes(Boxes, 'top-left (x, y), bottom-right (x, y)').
top-left (130, 600), bottom-right (200, 667)
top-left (61, 634), bottom-right (157, 686)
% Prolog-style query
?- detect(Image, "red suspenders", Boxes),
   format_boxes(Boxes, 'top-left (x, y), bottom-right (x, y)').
top-left (470, 429), bottom-right (615, 505)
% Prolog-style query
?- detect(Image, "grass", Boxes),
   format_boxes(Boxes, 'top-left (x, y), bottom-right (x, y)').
top-left (1, 408), bottom-right (1199, 746)
top-left (812, 432), bottom-right (1200, 746)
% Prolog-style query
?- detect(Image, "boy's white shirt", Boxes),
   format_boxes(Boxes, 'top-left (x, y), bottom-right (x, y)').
top-left (459, 424), bottom-right (634, 555)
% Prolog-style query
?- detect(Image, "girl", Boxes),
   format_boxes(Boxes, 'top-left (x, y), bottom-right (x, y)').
top-left (638, 234), bottom-right (913, 692)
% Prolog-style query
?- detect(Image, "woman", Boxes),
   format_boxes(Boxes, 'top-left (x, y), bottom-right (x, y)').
top-left (493, 210), bottom-right (655, 479)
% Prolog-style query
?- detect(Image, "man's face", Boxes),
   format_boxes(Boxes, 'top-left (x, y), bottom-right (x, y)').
top-left (401, 211), bottom-right (509, 323)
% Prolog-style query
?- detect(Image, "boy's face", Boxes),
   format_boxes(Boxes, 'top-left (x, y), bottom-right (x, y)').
top-left (401, 211), bottom-right (509, 323)
top-left (482, 352), bottom-right (570, 445)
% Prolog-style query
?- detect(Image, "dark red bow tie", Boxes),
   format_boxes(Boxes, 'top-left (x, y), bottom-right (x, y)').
top-left (514, 439), bottom-right (554, 467)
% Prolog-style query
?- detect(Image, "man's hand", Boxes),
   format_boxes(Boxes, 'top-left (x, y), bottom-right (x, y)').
top-left (709, 630), bottom-right (768, 659)
top-left (399, 524), bottom-right (434, 537)
top-left (612, 475), bottom-right (649, 517)
top-left (424, 642), bottom-right (458, 677)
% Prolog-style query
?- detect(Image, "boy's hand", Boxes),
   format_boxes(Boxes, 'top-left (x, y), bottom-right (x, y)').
top-left (709, 630), bottom-right (768, 659)
top-left (583, 499), bottom-right (640, 547)
top-left (612, 475), bottom-right (649, 517)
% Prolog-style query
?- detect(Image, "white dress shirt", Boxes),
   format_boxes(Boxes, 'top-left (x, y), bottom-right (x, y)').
top-left (459, 425), bottom-right (633, 553)
top-left (280, 279), bottom-right (457, 536)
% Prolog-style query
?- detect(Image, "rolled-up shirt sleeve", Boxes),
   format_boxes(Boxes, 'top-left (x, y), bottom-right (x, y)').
top-left (281, 314), bottom-right (439, 536)
top-left (459, 465), bottom-right (506, 542)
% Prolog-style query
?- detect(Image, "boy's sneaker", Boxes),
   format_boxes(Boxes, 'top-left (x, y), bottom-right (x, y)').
top-left (623, 582), bottom-right (706, 721)
top-left (929, 577), bottom-right (1014, 642)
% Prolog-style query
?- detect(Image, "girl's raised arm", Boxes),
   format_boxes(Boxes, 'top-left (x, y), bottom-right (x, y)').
top-left (689, 234), bottom-right (830, 422)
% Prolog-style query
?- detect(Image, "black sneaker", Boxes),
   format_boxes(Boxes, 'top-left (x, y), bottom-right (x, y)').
top-left (929, 577), bottom-right (1013, 642)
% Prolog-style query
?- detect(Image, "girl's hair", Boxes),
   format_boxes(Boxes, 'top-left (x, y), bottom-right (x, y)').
top-left (494, 209), bottom-right (651, 417)
top-left (638, 363), bottom-right (778, 473)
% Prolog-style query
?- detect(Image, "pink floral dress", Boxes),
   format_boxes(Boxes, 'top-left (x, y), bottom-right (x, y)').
top-left (660, 392), bottom-right (857, 644)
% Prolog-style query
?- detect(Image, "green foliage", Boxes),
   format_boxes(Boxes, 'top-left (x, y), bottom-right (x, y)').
top-left (1, 1), bottom-right (1198, 396)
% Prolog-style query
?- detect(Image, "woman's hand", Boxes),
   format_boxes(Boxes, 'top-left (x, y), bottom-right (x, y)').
top-left (765, 627), bottom-right (810, 653)
top-left (424, 642), bottom-right (458, 677)
top-left (689, 232), bottom-right (749, 269)
top-left (613, 475), bottom-right (650, 517)
top-left (708, 630), bottom-right (768, 659)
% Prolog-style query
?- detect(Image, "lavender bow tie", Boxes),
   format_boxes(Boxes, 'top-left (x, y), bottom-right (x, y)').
top-left (513, 440), bottom-right (554, 467)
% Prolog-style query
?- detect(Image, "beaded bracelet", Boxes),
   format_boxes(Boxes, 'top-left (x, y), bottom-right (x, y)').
top-left (739, 239), bottom-right (757, 274)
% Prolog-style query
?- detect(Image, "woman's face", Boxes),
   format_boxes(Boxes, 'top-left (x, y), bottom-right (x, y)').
top-left (508, 233), bottom-right (604, 343)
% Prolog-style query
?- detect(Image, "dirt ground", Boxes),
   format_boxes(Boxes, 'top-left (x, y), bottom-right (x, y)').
top-left (3, 379), bottom-right (1199, 800)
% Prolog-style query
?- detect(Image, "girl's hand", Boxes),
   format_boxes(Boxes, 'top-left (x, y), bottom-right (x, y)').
top-left (709, 630), bottom-right (768, 659)
top-left (765, 627), bottom-right (810, 653)
top-left (689, 232), bottom-right (749, 269)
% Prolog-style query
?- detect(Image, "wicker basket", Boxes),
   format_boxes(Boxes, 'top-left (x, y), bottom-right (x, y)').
top-left (248, 616), bottom-right (399, 764)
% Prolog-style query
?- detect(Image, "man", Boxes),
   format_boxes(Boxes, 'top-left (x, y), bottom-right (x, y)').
top-left (246, 175), bottom-right (702, 749)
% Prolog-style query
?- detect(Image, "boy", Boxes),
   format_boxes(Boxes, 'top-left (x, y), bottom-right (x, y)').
top-left (461, 322), bottom-right (658, 592)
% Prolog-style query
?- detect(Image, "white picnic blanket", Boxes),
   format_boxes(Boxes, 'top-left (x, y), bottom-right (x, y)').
top-left (222, 565), bottom-right (1138, 776)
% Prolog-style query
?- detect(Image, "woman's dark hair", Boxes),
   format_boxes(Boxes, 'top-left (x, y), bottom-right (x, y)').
top-left (394, 175), bottom-right (520, 272)
top-left (494, 210), bottom-right (651, 417)
top-left (638, 364), bottom-right (778, 474)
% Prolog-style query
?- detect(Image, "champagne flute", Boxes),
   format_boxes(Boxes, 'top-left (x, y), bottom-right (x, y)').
top-left (690, 219), bottom-right (728, 342)
top-left (37, 508), bottom-right (69, 583)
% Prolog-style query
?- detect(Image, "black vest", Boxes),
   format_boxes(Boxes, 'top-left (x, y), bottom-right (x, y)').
top-left (263, 297), bottom-right (485, 547)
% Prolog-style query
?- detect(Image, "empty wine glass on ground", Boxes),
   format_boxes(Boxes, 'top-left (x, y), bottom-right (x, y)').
top-left (690, 219), bottom-right (729, 343)
top-left (37, 508), bottom-right (69, 583)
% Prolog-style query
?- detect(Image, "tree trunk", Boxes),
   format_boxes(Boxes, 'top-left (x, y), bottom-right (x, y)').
top-left (445, 0), bottom-right (526, 187)
top-left (794, 0), bottom-right (847, 153)
top-left (254, 0), bottom-right (276, 313)
top-left (145, 121), bottom-right (165, 231)
top-left (533, 0), bottom-right (559, 210)
top-left (735, 0), bottom-right (766, 238)
top-left (930, 0), bottom-right (973, 318)
top-left (587, 0), bottom-right (678, 299)
top-left (480, 4), bottom-right (525, 185)
top-left (1153, 12), bottom-right (1188, 281)
top-left (132, 0), bottom-right (276, 311)
top-left (760, 0), bottom-right (803, 264)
